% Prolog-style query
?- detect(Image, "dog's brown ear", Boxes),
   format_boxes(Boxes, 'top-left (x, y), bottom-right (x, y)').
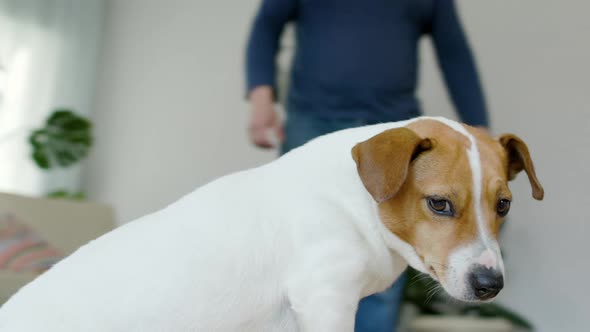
top-left (498, 134), bottom-right (544, 200)
top-left (352, 127), bottom-right (433, 203)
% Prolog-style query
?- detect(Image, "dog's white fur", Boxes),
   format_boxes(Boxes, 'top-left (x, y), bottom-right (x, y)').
top-left (1, 117), bottom-right (465, 331)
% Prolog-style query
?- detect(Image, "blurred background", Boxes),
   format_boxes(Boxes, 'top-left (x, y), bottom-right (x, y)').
top-left (0, 0), bottom-right (588, 331)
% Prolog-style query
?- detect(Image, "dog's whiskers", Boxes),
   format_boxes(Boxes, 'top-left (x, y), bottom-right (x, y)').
top-left (424, 284), bottom-right (443, 304)
top-left (409, 272), bottom-right (436, 287)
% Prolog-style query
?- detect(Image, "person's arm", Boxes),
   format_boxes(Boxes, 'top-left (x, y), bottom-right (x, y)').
top-left (430, 0), bottom-right (489, 128)
top-left (245, 0), bottom-right (297, 148)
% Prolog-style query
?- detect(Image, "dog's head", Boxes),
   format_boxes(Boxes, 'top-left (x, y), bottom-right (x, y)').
top-left (351, 118), bottom-right (543, 302)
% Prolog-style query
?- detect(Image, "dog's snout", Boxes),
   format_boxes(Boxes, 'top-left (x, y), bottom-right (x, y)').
top-left (469, 266), bottom-right (504, 300)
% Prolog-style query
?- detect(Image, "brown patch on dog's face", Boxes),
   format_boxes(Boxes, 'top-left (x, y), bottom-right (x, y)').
top-left (377, 121), bottom-right (486, 282)
top-left (352, 119), bottom-right (543, 302)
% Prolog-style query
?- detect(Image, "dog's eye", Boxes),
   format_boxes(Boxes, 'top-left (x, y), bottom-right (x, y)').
top-left (497, 199), bottom-right (511, 217)
top-left (427, 197), bottom-right (454, 217)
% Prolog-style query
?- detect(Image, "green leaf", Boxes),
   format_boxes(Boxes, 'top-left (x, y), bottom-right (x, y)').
top-left (46, 190), bottom-right (86, 200)
top-left (28, 109), bottom-right (93, 170)
top-left (32, 149), bottom-right (50, 169)
top-left (461, 304), bottom-right (534, 330)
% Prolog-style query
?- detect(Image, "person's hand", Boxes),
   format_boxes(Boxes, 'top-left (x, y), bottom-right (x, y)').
top-left (248, 86), bottom-right (284, 148)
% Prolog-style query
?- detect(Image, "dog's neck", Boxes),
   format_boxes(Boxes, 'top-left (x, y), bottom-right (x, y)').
top-left (273, 119), bottom-right (423, 288)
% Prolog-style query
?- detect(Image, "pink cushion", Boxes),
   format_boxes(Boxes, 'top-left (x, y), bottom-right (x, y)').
top-left (0, 213), bottom-right (63, 274)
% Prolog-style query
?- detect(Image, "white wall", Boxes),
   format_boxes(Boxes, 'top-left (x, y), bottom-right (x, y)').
top-left (85, 0), bottom-right (274, 222)
top-left (85, 1), bottom-right (589, 331)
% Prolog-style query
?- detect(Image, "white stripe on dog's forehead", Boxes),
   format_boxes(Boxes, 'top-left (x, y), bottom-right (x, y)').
top-left (424, 118), bottom-right (493, 247)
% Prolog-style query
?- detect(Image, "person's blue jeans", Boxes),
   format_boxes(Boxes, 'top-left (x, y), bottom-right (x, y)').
top-left (280, 110), bottom-right (410, 332)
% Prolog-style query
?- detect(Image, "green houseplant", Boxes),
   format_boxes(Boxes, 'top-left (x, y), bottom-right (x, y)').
top-left (28, 109), bottom-right (93, 199)
top-left (29, 109), bottom-right (92, 170)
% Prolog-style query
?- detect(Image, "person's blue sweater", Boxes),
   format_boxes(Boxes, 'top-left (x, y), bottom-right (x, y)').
top-left (246, 0), bottom-right (488, 126)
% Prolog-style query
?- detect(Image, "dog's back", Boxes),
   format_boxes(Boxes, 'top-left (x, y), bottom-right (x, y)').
top-left (0, 122), bottom-right (405, 331)
top-left (0, 167), bottom-right (302, 331)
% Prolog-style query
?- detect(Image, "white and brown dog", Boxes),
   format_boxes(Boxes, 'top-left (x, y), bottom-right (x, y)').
top-left (0, 117), bottom-right (543, 331)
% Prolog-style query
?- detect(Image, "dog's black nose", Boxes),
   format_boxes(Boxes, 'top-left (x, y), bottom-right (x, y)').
top-left (469, 266), bottom-right (504, 300)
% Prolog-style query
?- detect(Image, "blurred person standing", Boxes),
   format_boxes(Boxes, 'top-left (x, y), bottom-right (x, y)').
top-left (245, 0), bottom-right (488, 331)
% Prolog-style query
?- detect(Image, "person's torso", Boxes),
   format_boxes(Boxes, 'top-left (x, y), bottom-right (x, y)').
top-left (288, 0), bottom-right (436, 120)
